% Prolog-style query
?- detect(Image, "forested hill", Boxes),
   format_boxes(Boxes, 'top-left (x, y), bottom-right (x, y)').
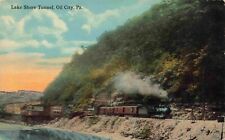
top-left (43, 0), bottom-right (225, 106)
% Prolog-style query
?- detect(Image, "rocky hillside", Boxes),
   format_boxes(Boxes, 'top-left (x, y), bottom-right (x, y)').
top-left (0, 90), bottom-right (43, 105)
top-left (43, 0), bottom-right (225, 106)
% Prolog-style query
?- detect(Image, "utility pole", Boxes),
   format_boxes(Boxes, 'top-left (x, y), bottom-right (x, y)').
top-left (221, 119), bottom-right (224, 140)
top-left (218, 116), bottom-right (225, 140)
top-left (223, 47), bottom-right (225, 140)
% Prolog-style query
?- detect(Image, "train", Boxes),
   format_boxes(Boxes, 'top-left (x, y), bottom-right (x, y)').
top-left (21, 104), bottom-right (171, 123)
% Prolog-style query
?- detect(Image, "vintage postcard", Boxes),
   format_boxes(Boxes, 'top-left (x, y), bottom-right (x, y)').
top-left (0, 0), bottom-right (224, 140)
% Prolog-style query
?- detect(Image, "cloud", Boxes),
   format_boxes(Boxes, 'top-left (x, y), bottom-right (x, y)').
top-left (0, 16), bottom-right (17, 37)
top-left (1, 16), bottom-right (15, 26)
top-left (0, 52), bottom-right (44, 63)
top-left (0, 52), bottom-right (71, 71)
top-left (25, 40), bottom-right (40, 47)
top-left (60, 40), bottom-right (96, 55)
top-left (68, 40), bottom-right (96, 48)
top-left (18, 10), bottom-right (68, 35)
top-left (70, 0), bottom-right (160, 34)
top-left (40, 40), bottom-right (53, 48)
top-left (0, 52), bottom-right (44, 73)
top-left (82, 24), bottom-right (92, 34)
top-left (70, 8), bottom-right (120, 33)
top-left (61, 47), bottom-right (84, 55)
top-left (44, 11), bottom-right (68, 32)
top-left (0, 39), bottom-right (53, 52)
top-left (37, 56), bottom-right (71, 67)
top-left (137, 0), bottom-right (155, 4)
top-left (0, 10), bottom-right (68, 52)
top-left (0, 39), bottom-right (19, 49)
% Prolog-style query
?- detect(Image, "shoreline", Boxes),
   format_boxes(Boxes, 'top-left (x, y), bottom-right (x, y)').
top-left (38, 118), bottom-right (133, 140)
top-left (0, 119), bottom-right (25, 125)
top-left (0, 116), bottom-right (223, 140)
top-left (40, 125), bottom-right (130, 140)
top-left (0, 119), bottom-right (124, 140)
top-left (41, 116), bottom-right (223, 140)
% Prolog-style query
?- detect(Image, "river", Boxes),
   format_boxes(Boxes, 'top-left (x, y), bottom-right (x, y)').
top-left (0, 122), bottom-right (110, 140)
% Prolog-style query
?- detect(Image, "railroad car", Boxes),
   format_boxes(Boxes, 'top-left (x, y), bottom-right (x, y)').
top-left (21, 105), bottom-right (64, 123)
top-left (98, 105), bottom-right (171, 118)
top-left (21, 105), bottom-right (51, 122)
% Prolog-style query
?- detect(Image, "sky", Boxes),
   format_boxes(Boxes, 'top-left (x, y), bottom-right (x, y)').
top-left (0, 0), bottom-right (161, 92)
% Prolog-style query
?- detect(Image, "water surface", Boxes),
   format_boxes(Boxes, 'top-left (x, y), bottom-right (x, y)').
top-left (0, 122), bottom-right (109, 140)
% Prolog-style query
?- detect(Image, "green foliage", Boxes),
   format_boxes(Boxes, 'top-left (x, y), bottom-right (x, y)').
top-left (44, 0), bottom-right (225, 105)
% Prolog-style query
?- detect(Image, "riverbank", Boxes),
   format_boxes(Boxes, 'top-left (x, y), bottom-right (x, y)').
top-left (0, 118), bottom-right (25, 125)
top-left (41, 116), bottom-right (223, 140)
top-left (0, 122), bottom-right (109, 140)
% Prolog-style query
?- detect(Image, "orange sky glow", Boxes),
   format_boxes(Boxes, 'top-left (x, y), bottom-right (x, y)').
top-left (0, 53), bottom-right (69, 92)
top-left (0, 68), bottom-right (61, 92)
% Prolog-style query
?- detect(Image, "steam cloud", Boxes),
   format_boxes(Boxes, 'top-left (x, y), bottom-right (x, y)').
top-left (113, 72), bottom-right (167, 98)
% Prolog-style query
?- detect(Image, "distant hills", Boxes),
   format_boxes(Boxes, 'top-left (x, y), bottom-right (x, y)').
top-left (43, 0), bottom-right (225, 107)
top-left (0, 90), bottom-right (43, 105)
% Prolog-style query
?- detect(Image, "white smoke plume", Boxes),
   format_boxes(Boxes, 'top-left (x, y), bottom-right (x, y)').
top-left (113, 72), bottom-right (167, 99)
